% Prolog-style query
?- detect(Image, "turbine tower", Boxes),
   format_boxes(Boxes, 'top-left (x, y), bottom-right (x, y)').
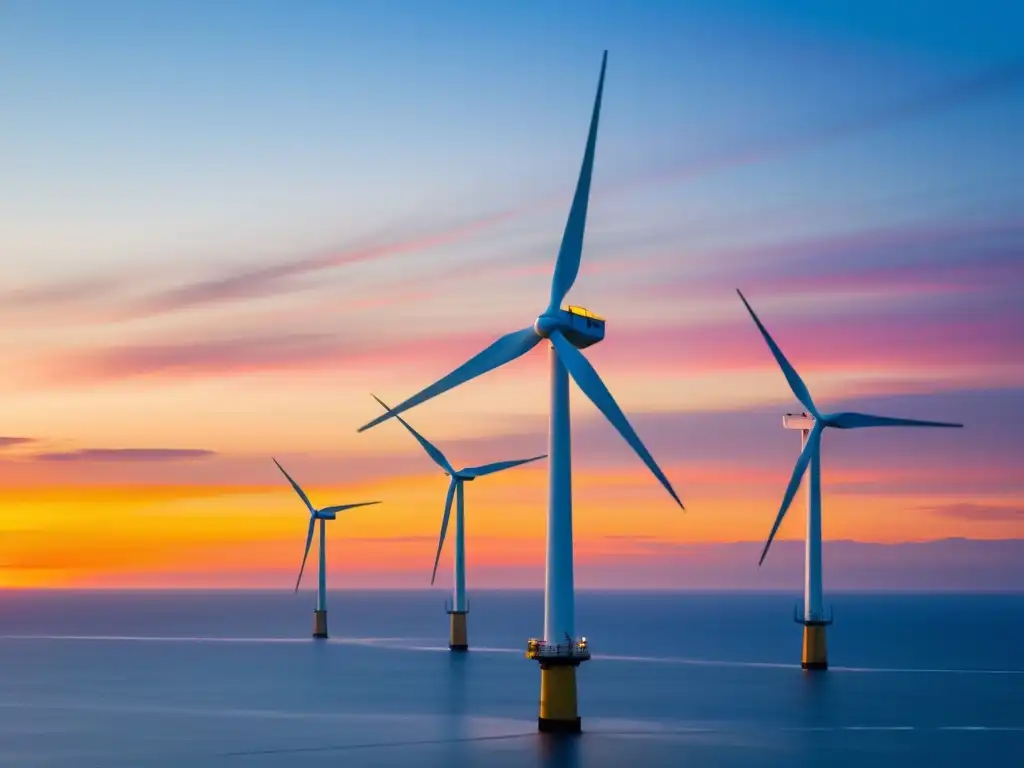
top-left (357, 51), bottom-right (683, 733)
top-left (371, 395), bottom-right (546, 651)
top-left (273, 458), bottom-right (381, 639)
top-left (736, 290), bottom-right (963, 670)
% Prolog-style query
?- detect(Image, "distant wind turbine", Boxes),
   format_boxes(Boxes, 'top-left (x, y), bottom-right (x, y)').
top-left (372, 395), bottom-right (545, 651)
top-left (273, 458), bottom-right (381, 639)
top-left (357, 51), bottom-right (683, 733)
top-left (737, 290), bottom-right (963, 669)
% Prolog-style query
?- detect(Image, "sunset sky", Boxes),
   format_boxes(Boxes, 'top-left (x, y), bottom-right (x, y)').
top-left (2, 0), bottom-right (1022, 591)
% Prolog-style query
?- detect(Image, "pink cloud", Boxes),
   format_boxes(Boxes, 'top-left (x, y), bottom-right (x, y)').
top-left (34, 448), bottom-right (216, 463)
top-left (49, 333), bottom-right (355, 382)
top-left (42, 324), bottom-right (553, 386)
top-left (0, 437), bottom-right (36, 449)
top-left (38, 290), bottom-right (1021, 392)
top-left (920, 503), bottom-right (1024, 522)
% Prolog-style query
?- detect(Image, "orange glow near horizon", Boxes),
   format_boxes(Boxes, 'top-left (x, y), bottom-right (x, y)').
top-left (2, 462), bottom-right (1021, 589)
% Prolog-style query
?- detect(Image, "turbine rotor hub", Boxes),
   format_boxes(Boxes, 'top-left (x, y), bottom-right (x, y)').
top-left (533, 314), bottom-right (560, 338)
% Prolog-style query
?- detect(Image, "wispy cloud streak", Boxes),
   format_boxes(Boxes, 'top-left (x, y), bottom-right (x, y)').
top-left (0, 210), bottom-right (523, 325)
top-left (649, 216), bottom-right (1024, 286)
top-left (52, 333), bottom-right (353, 382)
top-left (129, 210), bottom-right (521, 318)
top-left (34, 449), bottom-right (216, 463)
top-left (44, 328), bottom-right (525, 385)
top-left (631, 58), bottom-right (1024, 190)
top-left (922, 503), bottom-right (1024, 522)
top-left (0, 437), bottom-right (36, 449)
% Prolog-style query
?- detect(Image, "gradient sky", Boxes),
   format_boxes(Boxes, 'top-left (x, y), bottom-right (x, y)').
top-left (1, 0), bottom-right (1023, 591)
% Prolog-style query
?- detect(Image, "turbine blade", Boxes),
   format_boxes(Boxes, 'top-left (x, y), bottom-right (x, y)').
top-left (273, 458), bottom-right (314, 514)
top-left (357, 327), bottom-right (542, 432)
top-left (371, 394), bottom-right (453, 474)
top-left (549, 330), bottom-right (684, 509)
top-left (318, 501), bottom-right (382, 516)
top-left (295, 517), bottom-right (316, 592)
top-left (759, 424), bottom-right (822, 566)
top-left (736, 290), bottom-right (819, 418)
top-left (430, 479), bottom-right (458, 586)
top-left (461, 454), bottom-right (547, 478)
top-left (825, 411), bottom-right (964, 430)
top-left (547, 50), bottom-right (608, 314)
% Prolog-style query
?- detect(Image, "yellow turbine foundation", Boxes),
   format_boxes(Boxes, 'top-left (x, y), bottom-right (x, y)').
top-left (313, 609), bottom-right (328, 639)
top-left (801, 623), bottom-right (827, 670)
top-left (538, 664), bottom-right (581, 733)
top-left (449, 611), bottom-right (468, 651)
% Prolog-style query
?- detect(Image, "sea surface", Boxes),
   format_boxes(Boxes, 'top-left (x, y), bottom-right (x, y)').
top-left (1, 590), bottom-right (1021, 767)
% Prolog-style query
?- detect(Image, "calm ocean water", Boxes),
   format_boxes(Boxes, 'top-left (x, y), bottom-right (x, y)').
top-left (1, 590), bottom-right (1021, 766)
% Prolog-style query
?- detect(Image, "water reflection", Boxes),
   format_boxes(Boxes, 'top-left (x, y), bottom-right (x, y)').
top-left (444, 652), bottom-right (469, 718)
top-left (536, 732), bottom-right (581, 768)
top-left (798, 666), bottom-right (835, 732)
top-left (442, 651), bottom-right (471, 763)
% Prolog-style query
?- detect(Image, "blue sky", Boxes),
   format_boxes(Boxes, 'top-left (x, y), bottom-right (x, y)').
top-left (4, 0), bottom-right (1022, 285)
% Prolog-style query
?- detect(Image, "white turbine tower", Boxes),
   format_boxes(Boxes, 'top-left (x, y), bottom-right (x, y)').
top-left (736, 290), bottom-right (963, 669)
top-left (273, 458), bottom-right (381, 639)
top-left (357, 51), bottom-right (684, 733)
top-left (372, 395), bottom-right (546, 651)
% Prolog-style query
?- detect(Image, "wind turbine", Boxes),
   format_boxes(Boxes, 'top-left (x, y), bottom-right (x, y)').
top-left (736, 290), bottom-right (963, 669)
top-left (273, 458), bottom-right (381, 639)
top-left (371, 395), bottom-right (546, 651)
top-left (357, 51), bottom-right (684, 733)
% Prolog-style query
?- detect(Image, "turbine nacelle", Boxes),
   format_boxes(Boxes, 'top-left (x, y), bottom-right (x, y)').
top-left (443, 469), bottom-right (478, 481)
top-left (313, 508), bottom-right (337, 520)
top-left (533, 306), bottom-right (605, 349)
top-left (783, 412), bottom-right (815, 431)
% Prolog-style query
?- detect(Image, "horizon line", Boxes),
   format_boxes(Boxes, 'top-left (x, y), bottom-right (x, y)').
top-left (8, 593), bottom-right (1024, 598)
